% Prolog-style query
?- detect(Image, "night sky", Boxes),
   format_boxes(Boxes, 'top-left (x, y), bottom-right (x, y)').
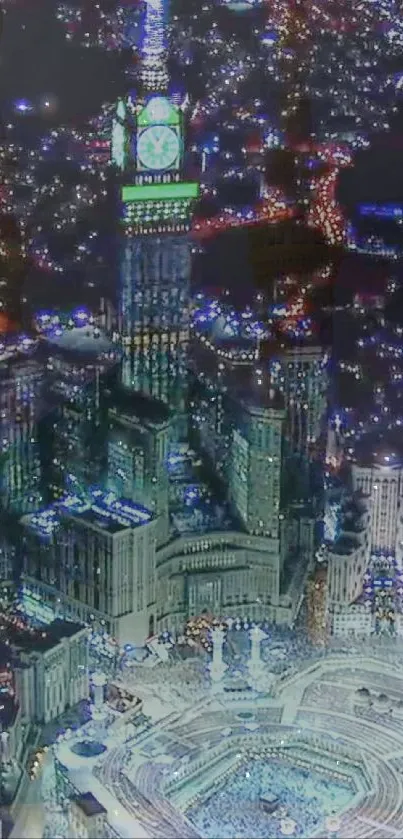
top-left (1, 1), bottom-right (126, 121)
top-left (2, 0), bottom-right (403, 308)
top-left (2, 1), bottom-right (403, 204)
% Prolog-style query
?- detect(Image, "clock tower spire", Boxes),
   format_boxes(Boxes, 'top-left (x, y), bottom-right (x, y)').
top-left (141, 0), bottom-right (169, 94)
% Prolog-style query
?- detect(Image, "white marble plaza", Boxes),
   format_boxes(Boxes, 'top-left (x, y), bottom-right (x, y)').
top-left (45, 632), bottom-right (403, 839)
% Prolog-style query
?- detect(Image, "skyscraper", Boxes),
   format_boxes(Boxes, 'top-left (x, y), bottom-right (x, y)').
top-left (107, 388), bottom-right (171, 546)
top-left (351, 443), bottom-right (403, 557)
top-left (21, 490), bottom-right (157, 645)
top-left (113, 1), bottom-right (199, 444)
top-left (229, 388), bottom-right (285, 538)
top-left (0, 335), bottom-right (43, 515)
top-left (269, 337), bottom-right (329, 499)
top-left (38, 317), bottom-right (120, 500)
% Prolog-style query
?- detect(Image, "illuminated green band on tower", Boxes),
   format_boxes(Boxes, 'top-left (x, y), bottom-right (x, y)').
top-left (122, 182), bottom-right (199, 203)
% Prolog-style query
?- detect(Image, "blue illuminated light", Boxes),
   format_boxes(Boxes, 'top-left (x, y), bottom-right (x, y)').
top-left (261, 31), bottom-right (278, 46)
top-left (23, 489), bottom-right (153, 540)
top-left (60, 488), bottom-right (152, 529)
top-left (14, 99), bottom-right (33, 114)
top-left (72, 309), bottom-right (90, 324)
top-left (359, 204), bottom-right (403, 219)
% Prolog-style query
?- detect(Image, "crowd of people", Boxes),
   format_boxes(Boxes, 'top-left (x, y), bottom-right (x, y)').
top-left (186, 757), bottom-right (352, 839)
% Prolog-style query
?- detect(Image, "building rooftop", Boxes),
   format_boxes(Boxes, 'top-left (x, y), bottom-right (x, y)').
top-left (110, 386), bottom-right (171, 426)
top-left (340, 496), bottom-right (369, 534)
top-left (36, 309), bottom-right (119, 364)
top-left (192, 301), bottom-right (269, 348)
top-left (238, 384), bottom-right (285, 415)
top-left (59, 489), bottom-right (153, 534)
top-left (42, 327), bottom-right (120, 369)
top-left (73, 792), bottom-right (107, 818)
top-left (45, 323), bottom-right (112, 353)
top-left (22, 489), bottom-right (153, 539)
top-left (20, 508), bottom-right (60, 541)
top-left (342, 494), bottom-right (369, 517)
top-left (0, 615), bottom-right (84, 655)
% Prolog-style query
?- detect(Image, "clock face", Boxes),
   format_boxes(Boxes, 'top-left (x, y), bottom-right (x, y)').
top-left (137, 125), bottom-right (180, 171)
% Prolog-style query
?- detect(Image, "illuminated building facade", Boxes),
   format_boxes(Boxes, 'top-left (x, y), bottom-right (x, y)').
top-left (140, 0), bottom-right (169, 93)
top-left (190, 365), bottom-right (230, 481)
top-left (0, 536), bottom-right (16, 594)
top-left (351, 456), bottom-right (403, 556)
top-left (229, 389), bottom-right (285, 538)
top-left (157, 367), bottom-right (304, 631)
top-left (327, 494), bottom-right (371, 607)
top-left (117, 98), bottom-right (198, 443)
top-left (21, 490), bottom-right (157, 646)
top-left (270, 341), bottom-right (329, 498)
top-left (112, 3), bottom-right (198, 441)
top-left (0, 615), bottom-right (88, 839)
top-left (39, 316), bottom-right (120, 499)
top-left (185, 317), bottom-right (315, 631)
top-left (156, 530), bottom-right (289, 634)
top-left (107, 388), bottom-right (171, 546)
top-left (0, 337), bottom-right (43, 515)
top-left (189, 339), bottom-right (258, 486)
top-left (0, 683), bottom-right (44, 839)
top-left (347, 442), bottom-right (403, 636)
top-left (10, 620), bottom-right (89, 725)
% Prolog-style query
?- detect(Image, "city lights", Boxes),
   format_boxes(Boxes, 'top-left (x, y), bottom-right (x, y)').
top-left (2, 2), bottom-right (403, 839)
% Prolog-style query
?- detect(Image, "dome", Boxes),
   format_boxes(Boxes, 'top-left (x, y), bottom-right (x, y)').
top-left (354, 687), bottom-right (371, 706)
top-left (46, 324), bottom-right (113, 356)
top-left (373, 693), bottom-right (391, 713)
top-left (211, 313), bottom-right (238, 339)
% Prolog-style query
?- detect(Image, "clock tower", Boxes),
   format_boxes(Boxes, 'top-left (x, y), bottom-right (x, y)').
top-left (115, 0), bottom-right (199, 443)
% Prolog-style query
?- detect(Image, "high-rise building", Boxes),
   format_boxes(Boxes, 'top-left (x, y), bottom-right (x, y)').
top-left (0, 334), bottom-right (43, 515)
top-left (0, 613), bottom-right (88, 839)
top-left (269, 336), bottom-right (329, 498)
top-left (38, 315), bottom-right (120, 499)
top-left (21, 489), bottom-right (157, 645)
top-left (189, 332), bottom-right (258, 486)
top-left (10, 618), bottom-right (89, 725)
top-left (332, 435), bottom-right (403, 637)
top-left (107, 388), bottom-right (171, 546)
top-left (349, 436), bottom-right (403, 556)
top-left (327, 493), bottom-right (371, 605)
top-left (112, 1), bottom-right (199, 443)
top-left (229, 387), bottom-right (285, 538)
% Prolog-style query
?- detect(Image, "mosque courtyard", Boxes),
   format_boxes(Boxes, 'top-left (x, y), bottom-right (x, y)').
top-left (45, 630), bottom-right (403, 839)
